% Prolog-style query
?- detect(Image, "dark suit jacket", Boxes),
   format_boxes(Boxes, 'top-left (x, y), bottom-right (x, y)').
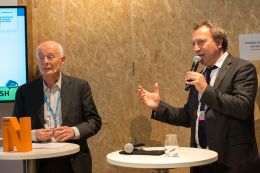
top-left (12, 74), bottom-right (102, 173)
top-left (152, 54), bottom-right (258, 169)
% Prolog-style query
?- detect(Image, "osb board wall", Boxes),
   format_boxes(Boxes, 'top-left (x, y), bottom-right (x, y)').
top-left (19, 0), bottom-right (260, 173)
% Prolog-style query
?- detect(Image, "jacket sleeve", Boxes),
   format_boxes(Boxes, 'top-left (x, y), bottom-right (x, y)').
top-left (151, 100), bottom-right (191, 127)
top-left (75, 81), bottom-right (102, 140)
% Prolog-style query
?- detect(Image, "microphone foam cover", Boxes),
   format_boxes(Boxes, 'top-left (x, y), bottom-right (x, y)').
top-left (124, 143), bottom-right (134, 153)
top-left (193, 56), bottom-right (201, 62)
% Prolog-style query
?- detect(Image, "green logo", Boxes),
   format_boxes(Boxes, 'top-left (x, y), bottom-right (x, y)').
top-left (0, 80), bottom-right (18, 101)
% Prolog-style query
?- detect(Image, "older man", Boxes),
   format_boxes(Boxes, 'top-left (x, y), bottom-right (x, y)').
top-left (13, 41), bottom-right (102, 173)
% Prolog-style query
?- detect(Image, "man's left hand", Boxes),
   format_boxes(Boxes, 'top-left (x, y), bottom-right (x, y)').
top-left (53, 126), bottom-right (75, 142)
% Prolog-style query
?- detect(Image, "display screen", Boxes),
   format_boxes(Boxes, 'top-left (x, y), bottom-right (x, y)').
top-left (0, 6), bottom-right (28, 102)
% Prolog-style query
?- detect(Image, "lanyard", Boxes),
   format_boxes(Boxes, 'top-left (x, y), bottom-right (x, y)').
top-left (44, 92), bottom-right (61, 127)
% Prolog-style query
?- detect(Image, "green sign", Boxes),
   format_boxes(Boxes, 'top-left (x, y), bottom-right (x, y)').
top-left (0, 86), bottom-right (17, 101)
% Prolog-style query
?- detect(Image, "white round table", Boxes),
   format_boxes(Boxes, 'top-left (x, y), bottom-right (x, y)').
top-left (107, 147), bottom-right (218, 172)
top-left (0, 142), bottom-right (80, 173)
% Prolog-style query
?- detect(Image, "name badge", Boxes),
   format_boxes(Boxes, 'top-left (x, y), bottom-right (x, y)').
top-left (199, 111), bottom-right (205, 120)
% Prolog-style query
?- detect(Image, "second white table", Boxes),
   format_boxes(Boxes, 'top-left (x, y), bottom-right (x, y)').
top-left (107, 147), bottom-right (218, 169)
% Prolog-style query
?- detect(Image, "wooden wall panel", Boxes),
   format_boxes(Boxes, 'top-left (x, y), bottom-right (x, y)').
top-left (20, 0), bottom-right (260, 173)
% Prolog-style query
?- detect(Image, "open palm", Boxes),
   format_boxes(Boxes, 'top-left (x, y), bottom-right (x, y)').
top-left (138, 83), bottom-right (160, 109)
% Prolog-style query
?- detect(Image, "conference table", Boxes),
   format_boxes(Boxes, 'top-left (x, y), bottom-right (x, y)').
top-left (107, 147), bottom-right (218, 172)
top-left (0, 142), bottom-right (80, 173)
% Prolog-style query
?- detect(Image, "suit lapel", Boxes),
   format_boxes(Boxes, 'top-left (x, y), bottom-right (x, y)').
top-left (61, 74), bottom-right (72, 123)
top-left (213, 55), bottom-right (232, 89)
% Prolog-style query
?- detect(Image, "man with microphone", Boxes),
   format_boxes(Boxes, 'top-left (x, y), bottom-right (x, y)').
top-left (138, 21), bottom-right (258, 173)
top-left (13, 41), bottom-right (102, 173)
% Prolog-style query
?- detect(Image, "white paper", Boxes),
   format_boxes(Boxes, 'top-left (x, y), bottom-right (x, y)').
top-left (0, 0), bottom-right (17, 5)
top-left (32, 142), bottom-right (68, 149)
top-left (239, 34), bottom-right (260, 60)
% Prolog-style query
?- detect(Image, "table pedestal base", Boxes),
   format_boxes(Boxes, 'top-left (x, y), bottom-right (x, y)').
top-left (23, 160), bottom-right (36, 173)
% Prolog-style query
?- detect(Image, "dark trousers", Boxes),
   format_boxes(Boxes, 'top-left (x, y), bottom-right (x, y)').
top-left (190, 162), bottom-right (230, 173)
top-left (37, 156), bottom-right (74, 173)
top-left (36, 152), bottom-right (92, 173)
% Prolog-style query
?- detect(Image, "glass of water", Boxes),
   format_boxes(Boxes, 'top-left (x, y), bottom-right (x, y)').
top-left (164, 134), bottom-right (179, 157)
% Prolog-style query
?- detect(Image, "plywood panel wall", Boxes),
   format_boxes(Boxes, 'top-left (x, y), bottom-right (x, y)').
top-left (19, 0), bottom-right (260, 173)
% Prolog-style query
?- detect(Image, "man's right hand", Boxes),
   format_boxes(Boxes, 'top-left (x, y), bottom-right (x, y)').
top-left (36, 128), bottom-right (53, 142)
top-left (138, 82), bottom-right (160, 109)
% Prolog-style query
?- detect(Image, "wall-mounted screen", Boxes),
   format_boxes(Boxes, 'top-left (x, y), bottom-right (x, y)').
top-left (0, 6), bottom-right (28, 102)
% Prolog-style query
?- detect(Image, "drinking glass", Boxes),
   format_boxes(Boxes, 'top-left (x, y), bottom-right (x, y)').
top-left (164, 134), bottom-right (179, 157)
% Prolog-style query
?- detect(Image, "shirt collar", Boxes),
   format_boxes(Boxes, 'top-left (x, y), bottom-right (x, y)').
top-left (43, 73), bottom-right (62, 91)
top-left (213, 52), bottom-right (228, 69)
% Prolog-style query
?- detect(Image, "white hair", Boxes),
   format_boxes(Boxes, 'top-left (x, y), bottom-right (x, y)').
top-left (36, 41), bottom-right (64, 58)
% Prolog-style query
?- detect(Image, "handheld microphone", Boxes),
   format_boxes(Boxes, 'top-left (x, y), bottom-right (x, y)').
top-left (185, 56), bottom-right (201, 91)
top-left (123, 143), bottom-right (145, 153)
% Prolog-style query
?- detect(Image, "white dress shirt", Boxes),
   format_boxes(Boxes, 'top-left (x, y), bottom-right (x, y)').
top-left (195, 52), bottom-right (229, 148)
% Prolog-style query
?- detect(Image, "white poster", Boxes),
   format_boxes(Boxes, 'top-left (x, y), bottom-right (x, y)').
top-left (239, 34), bottom-right (260, 60)
top-left (0, 0), bottom-right (17, 6)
